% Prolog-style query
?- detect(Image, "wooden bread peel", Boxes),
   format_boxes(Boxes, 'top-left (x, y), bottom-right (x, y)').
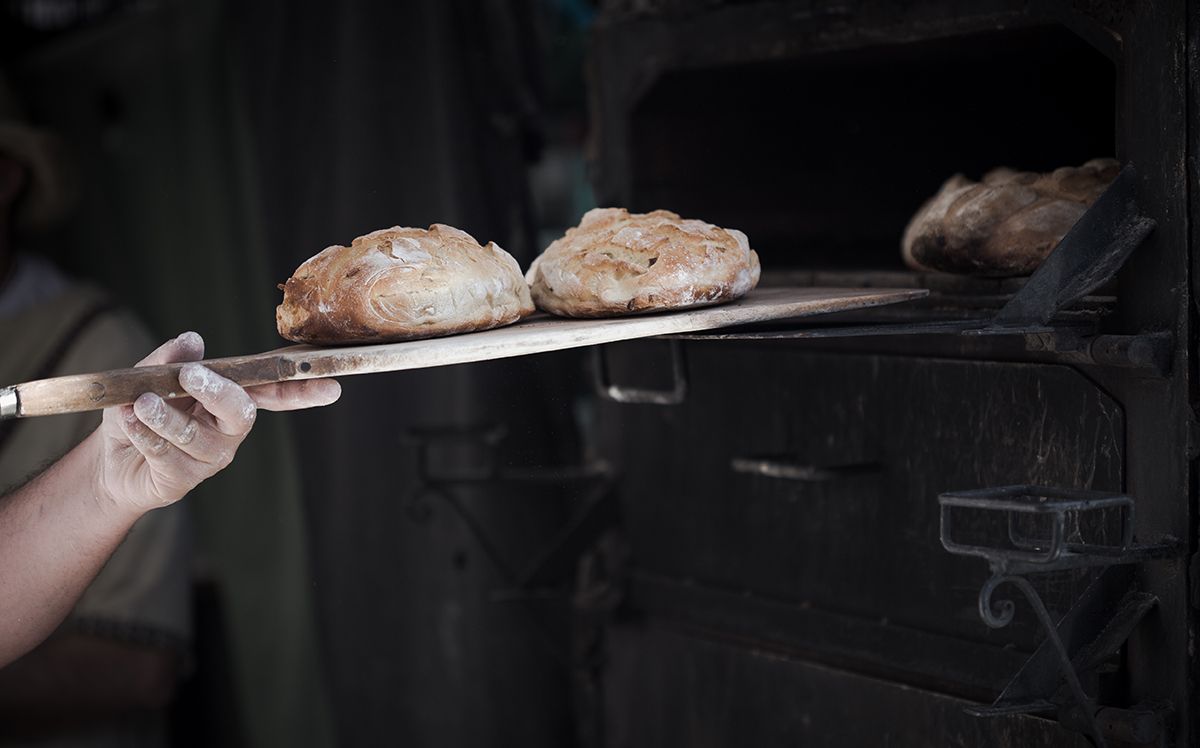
top-left (0, 287), bottom-right (926, 419)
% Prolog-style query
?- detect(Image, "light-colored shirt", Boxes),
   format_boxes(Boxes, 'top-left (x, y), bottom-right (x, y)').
top-left (0, 255), bottom-right (192, 748)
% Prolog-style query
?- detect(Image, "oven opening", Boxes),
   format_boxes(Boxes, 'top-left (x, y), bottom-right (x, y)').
top-left (628, 26), bottom-right (1116, 277)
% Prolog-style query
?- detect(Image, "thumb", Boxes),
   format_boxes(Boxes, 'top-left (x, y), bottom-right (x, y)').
top-left (136, 331), bottom-right (205, 367)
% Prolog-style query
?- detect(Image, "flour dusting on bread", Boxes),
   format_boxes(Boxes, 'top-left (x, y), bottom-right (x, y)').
top-left (277, 224), bottom-right (533, 344)
top-left (527, 208), bottom-right (761, 317)
top-left (902, 158), bottom-right (1118, 277)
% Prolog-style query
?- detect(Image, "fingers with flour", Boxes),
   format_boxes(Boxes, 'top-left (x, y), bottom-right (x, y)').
top-left (245, 379), bottom-right (341, 411)
top-left (109, 331), bottom-right (205, 448)
top-left (135, 331), bottom-right (205, 367)
top-left (117, 401), bottom-right (211, 503)
top-left (117, 364), bottom-right (254, 500)
top-left (120, 406), bottom-right (172, 458)
top-left (178, 364), bottom-right (257, 437)
top-left (131, 392), bottom-right (229, 466)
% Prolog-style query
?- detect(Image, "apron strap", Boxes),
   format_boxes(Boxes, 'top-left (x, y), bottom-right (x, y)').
top-left (0, 297), bottom-right (118, 458)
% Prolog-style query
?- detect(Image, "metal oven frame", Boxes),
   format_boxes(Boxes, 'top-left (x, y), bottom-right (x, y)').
top-left (584, 2), bottom-right (1196, 745)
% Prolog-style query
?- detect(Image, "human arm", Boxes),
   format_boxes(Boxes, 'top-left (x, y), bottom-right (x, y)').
top-left (0, 483), bottom-right (191, 731)
top-left (0, 331), bottom-right (339, 667)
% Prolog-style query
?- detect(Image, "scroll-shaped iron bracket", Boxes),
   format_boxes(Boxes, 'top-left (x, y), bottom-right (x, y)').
top-left (983, 166), bottom-right (1156, 332)
top-left (591, 339), bottom-right (688, 405)
top-left (939, 485), bottom-right (1180, 748)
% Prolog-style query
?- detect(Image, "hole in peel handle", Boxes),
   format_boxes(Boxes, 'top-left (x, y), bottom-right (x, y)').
top-left (0, 387), bottom-right (18, 419)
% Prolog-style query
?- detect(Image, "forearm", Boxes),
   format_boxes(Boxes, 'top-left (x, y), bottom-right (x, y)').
top-left (0, 331), bottom-right (338, 669)
top-left (0, 431), bottom-right (141, 667)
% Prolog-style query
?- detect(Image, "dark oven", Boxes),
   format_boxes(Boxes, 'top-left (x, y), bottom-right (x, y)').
top-left (579, 2), bottom-right (1195, 746)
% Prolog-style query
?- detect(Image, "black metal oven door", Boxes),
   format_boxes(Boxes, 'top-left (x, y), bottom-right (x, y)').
top-left (591, 341), bottom-right (1122, 746)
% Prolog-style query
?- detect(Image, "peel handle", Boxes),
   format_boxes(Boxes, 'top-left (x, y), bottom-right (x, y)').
top-left (0, 353), bottom-right (303, 419)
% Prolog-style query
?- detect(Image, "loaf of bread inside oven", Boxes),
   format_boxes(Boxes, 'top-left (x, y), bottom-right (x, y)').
top-left (902, 158), bottom-right (1119, 277)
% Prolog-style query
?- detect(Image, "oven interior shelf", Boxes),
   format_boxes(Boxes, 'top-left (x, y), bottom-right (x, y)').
top-left (653, 167), bottom-right (1167, 377)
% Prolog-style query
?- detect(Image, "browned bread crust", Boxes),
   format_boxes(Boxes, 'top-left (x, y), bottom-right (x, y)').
top-left (902, 158), bottom-right (1119, 277)
top-left (277, 224), bottom-right (534, 344)
top-left (526, 208), bottom-right (761, 317)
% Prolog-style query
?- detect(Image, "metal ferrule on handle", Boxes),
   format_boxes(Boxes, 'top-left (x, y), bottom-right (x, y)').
top-left (0, 386), bottom-right (19, 420)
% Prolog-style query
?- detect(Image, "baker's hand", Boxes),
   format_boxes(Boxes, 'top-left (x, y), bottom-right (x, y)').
top-left (94, 331), bottom-right (340, 514)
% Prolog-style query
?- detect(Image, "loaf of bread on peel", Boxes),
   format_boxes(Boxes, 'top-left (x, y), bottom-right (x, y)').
top-left (902, 158), bottom-right (1119, 277)
top-left (526, 207), bottom-right (761, 317)
top-left (277, 224), bottom-right (534, 344)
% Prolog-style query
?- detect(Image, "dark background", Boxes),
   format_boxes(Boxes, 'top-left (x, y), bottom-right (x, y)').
top-left (2, 1), bottom-right (596, 746)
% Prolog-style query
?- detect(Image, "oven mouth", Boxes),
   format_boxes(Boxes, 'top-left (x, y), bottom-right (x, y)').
top-left (624, 24), bottom-right (1117, 275)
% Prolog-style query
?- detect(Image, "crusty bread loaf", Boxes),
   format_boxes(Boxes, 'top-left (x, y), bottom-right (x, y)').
top-left (902, 158), bottom-right (1119, 277)
top-left (526, 207), bottom-right (761, 317)
top-left (277, 224), bottom-right (534, 344)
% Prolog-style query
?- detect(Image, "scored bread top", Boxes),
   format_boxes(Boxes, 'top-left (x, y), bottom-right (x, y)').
top-left (902, 158), bottom-right (1119, 277)
top-left (277, 224), bottom-right (534, 344)
top-left (526, 207), bottom-right (761, 317)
